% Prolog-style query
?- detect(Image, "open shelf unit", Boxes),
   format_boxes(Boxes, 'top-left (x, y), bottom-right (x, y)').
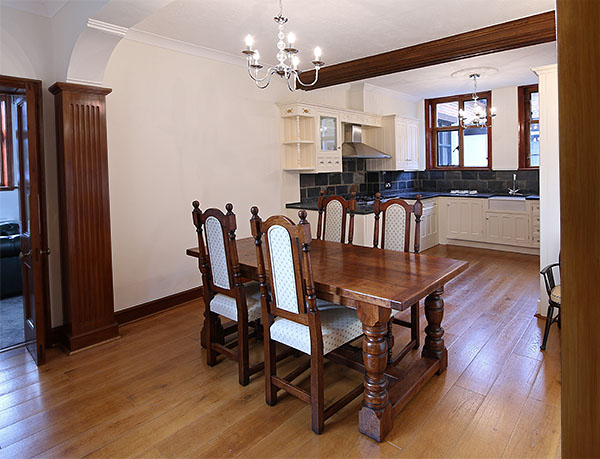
top-left (280, 109), bottom-right (316, 171)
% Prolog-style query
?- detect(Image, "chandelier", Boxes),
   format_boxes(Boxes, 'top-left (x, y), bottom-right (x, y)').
top-left (242, 0), bottom-right (324, 91)
top-left (458, 74), bottom-right (497, 128)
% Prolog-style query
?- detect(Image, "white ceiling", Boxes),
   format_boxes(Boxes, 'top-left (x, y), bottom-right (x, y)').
top-left (134, 0), bottom-right (555, 66)
top-left (1, 0), bottom-right (69, 17)
top-left (364, 43), bottom-right (557, 99)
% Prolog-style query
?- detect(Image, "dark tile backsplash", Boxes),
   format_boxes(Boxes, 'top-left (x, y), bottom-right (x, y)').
top-left (298, 158), bottom-right (539, 201)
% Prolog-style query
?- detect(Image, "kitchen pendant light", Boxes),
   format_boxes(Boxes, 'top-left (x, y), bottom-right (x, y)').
top-left (458, 73), bottom-right (497, 128)
top-left (242, 0), bottom-right (324, 91)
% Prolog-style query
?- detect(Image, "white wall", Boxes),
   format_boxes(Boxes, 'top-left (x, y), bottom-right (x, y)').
top-left (491, 86), bottom-right (519, 170)
top-left (103, 39), bottom-right (288, 311)
top-left (534, 64), bottom-right (560, 315)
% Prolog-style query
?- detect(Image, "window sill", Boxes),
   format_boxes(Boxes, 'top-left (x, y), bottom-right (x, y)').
top-left (518, 167), bottom-right (539, 171)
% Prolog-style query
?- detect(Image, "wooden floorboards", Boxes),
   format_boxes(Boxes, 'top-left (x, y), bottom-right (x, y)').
top-left (0, 245), bottom-right (561, 458)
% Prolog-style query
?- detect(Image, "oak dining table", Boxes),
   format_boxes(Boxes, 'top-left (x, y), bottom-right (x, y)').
top-left (186, 238), bottom-right (468, 442)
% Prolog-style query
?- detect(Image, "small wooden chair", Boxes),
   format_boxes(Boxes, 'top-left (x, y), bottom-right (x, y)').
top-left (540, 255), bottom-right (561, 350)
top-left (192, 201), bottom-right (263, 386)
top-left (316, 190), bottom-right (357, 244)
top-left (373, 192), bottom-right (423, 365)
top-left (250, 207), bottom-right (364, 434)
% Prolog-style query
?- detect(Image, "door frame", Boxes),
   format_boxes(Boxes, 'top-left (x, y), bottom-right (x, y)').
top-left (0, 74), bottom-right (50, 364)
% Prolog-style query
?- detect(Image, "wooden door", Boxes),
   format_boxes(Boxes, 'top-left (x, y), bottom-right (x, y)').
top-left (13, 83), bottom-right (48, 365)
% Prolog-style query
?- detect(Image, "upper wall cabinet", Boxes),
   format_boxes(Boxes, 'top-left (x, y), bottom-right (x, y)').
top-left (365, 115), bottom-right (420, 171)
top-left (278, 102), bottom-right (381, 173)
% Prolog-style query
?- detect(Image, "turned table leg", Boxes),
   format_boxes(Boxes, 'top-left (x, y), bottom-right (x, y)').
top-left (357, 303), bottom-right (392, 442)
top-left (422, 287), bottom-right (448, 374)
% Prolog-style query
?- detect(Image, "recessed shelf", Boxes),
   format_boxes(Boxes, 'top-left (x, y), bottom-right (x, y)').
top-left (283, 167), bottom-right (315, 171)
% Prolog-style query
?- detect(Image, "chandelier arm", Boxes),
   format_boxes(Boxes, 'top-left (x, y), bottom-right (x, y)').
top-left (294, 67), bottom-right (321, 87)
top-left (248, 64), bottom-right (277, 83)
top-left (255, 70), bottom-right (276, 89)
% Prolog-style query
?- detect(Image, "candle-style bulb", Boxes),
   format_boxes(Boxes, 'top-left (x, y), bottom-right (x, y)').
top-left (287, 32), bottom-right (296, 45)
top-left (245, 34), bottom-right (254, 48)
top-left (314, 46), bottom-right (322, 60)
top-left (292, 56), bottom-right (299, 69)
top-left (490, 106), bottom-right (497, 115)
top-left (253, 50), bottom-right (260, 62)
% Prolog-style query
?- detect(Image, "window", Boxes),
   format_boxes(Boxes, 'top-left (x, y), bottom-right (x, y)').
top-left (518, 84), bottom-right (539, 169)
top-left (425, 91), bottom-right (492, 169)
top-left (0, 95), bottom-right (14, 189)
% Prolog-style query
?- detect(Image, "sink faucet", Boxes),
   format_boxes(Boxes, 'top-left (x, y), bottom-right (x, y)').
top-left (508, 173), bottom-right (520, 195)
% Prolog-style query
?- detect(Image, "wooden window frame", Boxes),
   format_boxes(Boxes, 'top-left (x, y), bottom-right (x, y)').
top-left (0, 94), bottom-right (15, 190)
top-left (518, 84), bottom-right (539, 170)
top-left (425, 91), bottom-right (493, 170)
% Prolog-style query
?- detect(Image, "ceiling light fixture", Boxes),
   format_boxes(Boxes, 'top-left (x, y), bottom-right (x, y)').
top-left (242, 0), bottom-right (324, 91)
top-left (458, 73), bottom-right (497, 128)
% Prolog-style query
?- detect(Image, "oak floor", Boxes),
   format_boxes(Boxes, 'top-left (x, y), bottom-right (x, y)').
top-left (0, 245), bottom-right (561, 458)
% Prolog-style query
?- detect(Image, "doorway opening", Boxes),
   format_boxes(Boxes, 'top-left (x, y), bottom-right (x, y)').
top-left (0, 75), bottom-right (50, 365)
top-left (0, 88), bottom-right (26, 350)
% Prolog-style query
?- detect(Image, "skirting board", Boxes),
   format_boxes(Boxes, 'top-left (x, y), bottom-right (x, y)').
top-left (114, 286), bottom-right (203, 325)
top-left (48, 286), bottom-right (203, 348)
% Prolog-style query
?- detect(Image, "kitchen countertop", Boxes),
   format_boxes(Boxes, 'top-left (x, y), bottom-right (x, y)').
top-left (286, 191), bottom-right (540, 215)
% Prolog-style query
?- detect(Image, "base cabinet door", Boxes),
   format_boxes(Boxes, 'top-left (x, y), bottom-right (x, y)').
top-left (447, 199), bottom-right (485, 242)
top-left (485, 212), bottom-right (531, 246)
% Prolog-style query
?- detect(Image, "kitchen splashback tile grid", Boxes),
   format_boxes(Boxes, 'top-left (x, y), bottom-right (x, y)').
top-left (298, 159), bottom-right (539, 202)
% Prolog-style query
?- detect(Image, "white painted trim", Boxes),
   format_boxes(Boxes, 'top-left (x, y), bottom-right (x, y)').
top-left (66, 77), bottom-right (105, 87)
top-left (124, 28), bottom-right (248, 68)
top-left (532, 63), bottom-right (558, 76)
top-left (87, 19), bottom-right (128, 37)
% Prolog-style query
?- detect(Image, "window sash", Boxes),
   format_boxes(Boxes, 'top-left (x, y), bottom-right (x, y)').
top-left (427, 91), bottom-right (492, 170)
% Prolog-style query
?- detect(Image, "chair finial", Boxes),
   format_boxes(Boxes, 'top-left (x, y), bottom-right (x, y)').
top-left (225, 203), bottom-right (234, 215)
top-left (192, 200), bottom-right (200, 210)
top-left (250, 206), bottom-right (259, 218)
top-left (319, 189), bottom-right (325, 197)
top-left (375, 192), bottom-right (381, 200)
top-left (298, 209), bottom-right (308, 224)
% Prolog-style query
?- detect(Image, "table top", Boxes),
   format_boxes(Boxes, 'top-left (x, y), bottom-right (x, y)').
top-left (187, 238), bottom-right (468, 311)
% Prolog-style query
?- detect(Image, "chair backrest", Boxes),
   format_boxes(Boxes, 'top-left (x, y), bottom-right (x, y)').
top-left (373, 193), bottom-right (423, 253)
top-left (191, 201), bottom-right (243, 299)
top-left (316, 191), bottom-right (357, 244)
top-left (250, 208), bottom-right (318, 326)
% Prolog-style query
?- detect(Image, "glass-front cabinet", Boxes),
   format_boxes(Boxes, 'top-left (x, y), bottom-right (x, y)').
top-left (315, 109), bottom-right (342, 172)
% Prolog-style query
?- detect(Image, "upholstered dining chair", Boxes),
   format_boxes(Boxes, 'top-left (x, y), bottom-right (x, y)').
top-left (316, 190), bottom-right (357, 244)
top-left (191, 201), bottom-right (264, 386)
top-left (373, 192), bottom-right (423, 366)
top-left (250, 207), bottom-right (364, 434)
top-left (540, 254), bottom-right (561, 350)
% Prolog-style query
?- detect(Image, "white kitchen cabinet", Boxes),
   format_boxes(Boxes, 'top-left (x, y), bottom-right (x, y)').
top-left (367, 115), bottom-right (420, 171)
top-left (446, 198), bottom-right (485, 242)
top-left (315, 109), bottom-right (342, 173)
top-left (485, 212), bottom-right (531, 247)
top-left (420, 200), bottom-right (438, 250)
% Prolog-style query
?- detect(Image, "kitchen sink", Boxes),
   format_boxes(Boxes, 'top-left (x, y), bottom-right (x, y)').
top-left (488, 195), bottom-right (527, 211)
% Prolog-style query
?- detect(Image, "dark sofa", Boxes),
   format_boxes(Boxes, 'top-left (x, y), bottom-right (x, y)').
top-left (0, 221), bottom-right (22, 299)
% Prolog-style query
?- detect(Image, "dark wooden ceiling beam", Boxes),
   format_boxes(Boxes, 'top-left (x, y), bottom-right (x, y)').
top-left (300, 11), bottom-right (556, 90)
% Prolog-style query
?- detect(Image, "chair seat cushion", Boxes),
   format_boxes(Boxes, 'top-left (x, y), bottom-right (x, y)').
top-left (550, 285), bottom-right (561, 304)
top-left (270, 305), bottom-right (363, 355)
top-left (209, 281), bottom-right (262, 322)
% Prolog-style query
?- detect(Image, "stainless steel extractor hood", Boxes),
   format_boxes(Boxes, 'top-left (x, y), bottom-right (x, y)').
top-left (341, 124), bottom-right (391, 159)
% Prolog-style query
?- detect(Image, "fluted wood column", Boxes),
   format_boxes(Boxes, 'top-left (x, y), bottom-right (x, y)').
top-left (49, 82), bottom-right (119, 352)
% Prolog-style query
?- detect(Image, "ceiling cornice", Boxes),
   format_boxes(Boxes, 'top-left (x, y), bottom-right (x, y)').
top-left (124, 28), bottom-right (247, 68)
top-left (300, 11), bottom-right (556, 90)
